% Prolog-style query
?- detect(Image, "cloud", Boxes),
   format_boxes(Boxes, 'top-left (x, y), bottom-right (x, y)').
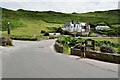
top-left (0, 1), bottom-right (118, 13)
top-left (0, 0), bottom-right (119, 2)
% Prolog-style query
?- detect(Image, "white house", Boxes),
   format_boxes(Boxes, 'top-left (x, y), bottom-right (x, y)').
top-left (62, 21), bottom-right (90, 33)
top-left (95, 26), bottom-right (110, 30)
top-left (49, 33), bottom-right (61, 37)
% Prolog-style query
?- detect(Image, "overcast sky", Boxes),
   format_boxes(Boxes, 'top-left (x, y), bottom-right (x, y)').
top-left (0, 0), bottom-right (119, 13)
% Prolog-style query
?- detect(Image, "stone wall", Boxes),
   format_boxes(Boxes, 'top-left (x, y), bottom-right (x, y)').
top-left (54, 42), bottom-right (120, 64)
top-left (71, 48), bottom-right (120, 64)
top-left (54, 42), bottom-right (63, 53)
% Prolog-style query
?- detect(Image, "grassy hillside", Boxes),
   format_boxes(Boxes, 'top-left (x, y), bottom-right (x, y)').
top-left (2, 8), bottom-right (62, 37)
top-left (73, 10), bottom-right (120, 25)
top-left (2, 19), bottom-right (61, 37)
top-left (1, 8), bottom-right (120, 38)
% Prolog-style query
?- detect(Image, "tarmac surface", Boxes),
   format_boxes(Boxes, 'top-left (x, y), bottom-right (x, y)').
top-left (1, 39), bottom-right (118, 78)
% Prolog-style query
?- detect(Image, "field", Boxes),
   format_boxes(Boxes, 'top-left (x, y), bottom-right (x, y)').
top-left (2, 19), bottom-right (62, 37)
top-left (1, 8), bottom-right (120, 39)
top-left (90, 37), bottom-right (119, 44)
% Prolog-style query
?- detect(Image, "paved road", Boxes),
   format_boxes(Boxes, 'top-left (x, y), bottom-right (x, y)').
top-left (2, 40), bottom-right (118, 78)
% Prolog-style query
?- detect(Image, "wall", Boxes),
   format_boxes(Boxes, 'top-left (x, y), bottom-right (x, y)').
top-left (54, 41), bottom-right (120, 64)
top-left (71, 48), bottom-right (120, 64)
top-left (54, 42), bottom-right (63, 53)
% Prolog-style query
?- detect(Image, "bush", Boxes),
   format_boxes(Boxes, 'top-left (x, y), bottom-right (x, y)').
top-left (55, 27), bottom-right (63, 33)
top-left (74, 43), bottom-right (82, 49)
top-left (44, 32), bottom-right (49, 36)
top-left (0, 37), bottom-right (6, 46)
top-left (117, 51), bottom-right (120, 54)
top-left (6, 38), bottom-right (13, 45)
top-left (1, 37), bottom-right (13, 46)
top-left (95, 40), bottom-right (120, 48)
top-left (100, 46), bottom-right (115, 53)
top-left (68, 42), bottom-right (78, 47)
top-left (63, 30), bottom-right (71, 35)
top-left (41, 30), bottom-right (46, 33)
top-left (49, 36), bottom-right (55, 39)
top-left (56, 37), bottom-right (86, 46)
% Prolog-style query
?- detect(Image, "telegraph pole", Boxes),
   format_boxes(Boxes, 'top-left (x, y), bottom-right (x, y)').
top-left (6, 21), bottom-right (12, 45)
top-left (7, 21), bottom-right (10, 36)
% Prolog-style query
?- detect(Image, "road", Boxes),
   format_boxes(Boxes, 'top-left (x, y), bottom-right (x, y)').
top-left (93, 32), bottom-right (103, 37)
top-left (1, 39), bottom-right (118, 78)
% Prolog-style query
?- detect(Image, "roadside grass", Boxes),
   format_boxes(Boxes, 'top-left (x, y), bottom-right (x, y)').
top-left (114, 47), bottom-right (120, 53)
top-left (88, 32), bottom-right (97, 37)
top-left (63, 44), bottom-right (70, 55)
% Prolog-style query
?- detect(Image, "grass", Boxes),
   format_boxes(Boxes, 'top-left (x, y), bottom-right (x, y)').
top-left (72, 10), bottom-right (119, 25)
top-left (2, 8), bottom-right (120, 40)
top-left (88, 32), bottom-right (97, 37)
top-left (114, 48), bottom-right (120, 53)
top-left (2, 8), bottom-right (120, 29)
top-left (2, 19), bottom-right (62, 38)
top-left (63, 44), bottom-right (70, 55)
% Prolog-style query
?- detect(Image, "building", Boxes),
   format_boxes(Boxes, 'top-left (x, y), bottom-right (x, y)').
top-left (62, 21), bottom-right (90, 36)
top-left (95, 26), bottom-right (110, 30)
top-left (49, 33), bottom-right (61, 37)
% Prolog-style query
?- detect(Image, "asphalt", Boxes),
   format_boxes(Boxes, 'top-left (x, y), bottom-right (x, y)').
top-left (1, 39), bottom-right (118, 78)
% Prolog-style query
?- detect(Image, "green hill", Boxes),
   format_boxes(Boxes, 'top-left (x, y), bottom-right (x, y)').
top-left (1, 8), bottom-right (120, 37)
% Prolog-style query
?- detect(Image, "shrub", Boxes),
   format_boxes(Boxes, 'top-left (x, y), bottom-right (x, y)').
top-left (0, 37), bottom-right (6, 46)
top-left (74, 43), bottom-right (82, 49)
top-left (56, 37), bottom-right (86, 46)
top-left (2, 37), bottom-right (13, 46)
top-left (55, 27), bottom-right (63, 33)
top-left (117, 51), bottom-right (120, 54)
top-left (63, 30), bottom-right (71, 35)
top-left (95, 40), bottom-right (120, 48)
top-left (41, 30), bottom-right (46, 33)
top-left (44, 32), bottom-right (49, 36)
top-left (68, 42), bottom-right (78, 47)
top-left (49, 36), bottom-right (55, 39)
top-left (56, 38), bottom-right (61, 43)
top-left (6, 38), bottom-right (13, 45)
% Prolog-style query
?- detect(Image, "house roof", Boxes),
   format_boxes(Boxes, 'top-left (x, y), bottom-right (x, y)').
top-left (64, 21), bottom-right (86, 27)
top-left (95, 26), bottom-right (110, 30)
